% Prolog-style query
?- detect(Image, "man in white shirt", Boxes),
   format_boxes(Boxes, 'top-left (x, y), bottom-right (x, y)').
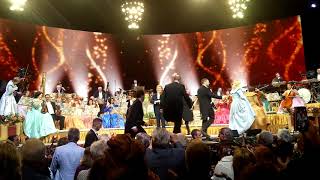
top-left (45, 94), bottom-right (65, 130)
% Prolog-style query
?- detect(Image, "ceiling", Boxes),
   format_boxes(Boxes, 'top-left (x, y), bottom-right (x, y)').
top-left (0, 0), bottom-right (310, 34)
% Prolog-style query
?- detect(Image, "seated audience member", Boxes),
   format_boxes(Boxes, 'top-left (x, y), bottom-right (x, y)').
top-left (257, 131), bottom-right (274, 149)
top-left (57, 137), bottom-right (69, 147)
top-left (232, 147), bottom-right (255, 180)
top-left (135, 132), bottom-right (151, 150)
top-left (219, 127), bottom-right (234, 143)
top-left (174, 133), bottom-right (188, 148)
top-left (0, 142), bottom-right (21, 180)
top-left (243, 163), bottom-right (280, 180)
top-left (185, 140), bottom-right (211, 180)
top-left (190, 129), bottom-right (202, 140)
top-left (89, 134), bottom-right (159, 180)
top-left (7, 135), bottom-right (21, 147)
top-left (77, 140), bottom-right (108, 180)
top-left (253, 145), bottom-right (274, 165)
top-left (145, 128), bottom-right (185, 180)
top-left (274, 129), bottom-right (294, 172)
top-left (212, 139), bottom-right (235, 180)
top-left (84, 118), bottom-right (102, 148)
top-left (74, 148), bottom-right (92, 180)
top-left (50, 128), bottom-right (84, 180)
top-left (21, 139), bottom-right (51, 180)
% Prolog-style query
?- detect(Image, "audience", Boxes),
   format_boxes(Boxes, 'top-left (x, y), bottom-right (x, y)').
top-left (74, 147), bottom-right (92, 180)
top-left (232, 147), bottom-right (255, 180)
top-left (145, 128), bottom-right (185, 180)
top-left (21, 138), bottom-right (50, 180)
top-left (50, 128), bottom-right (84, 180)
top-left (84, 118), bottom-right (102, 148)
top-left (0, 142), bottom-right (21, 180)
top-left (256, 131), bottom-right (274, 149)
top-left (190, 129), bottom-right (202, 140)
top-left (135, 132), bottom-right (151, 150)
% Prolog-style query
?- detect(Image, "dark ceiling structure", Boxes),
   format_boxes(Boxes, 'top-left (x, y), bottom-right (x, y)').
top-left (0, 0), bottom-right (310, 34)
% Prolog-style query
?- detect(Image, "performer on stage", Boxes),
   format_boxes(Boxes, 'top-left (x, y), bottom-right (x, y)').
top-left (272, 72), bottom-right (284, 84)
top-left (101, 98), bottom-right (125, 128)
top-left (150, 85), bottom-right (166, 128)
top-left (255, 88), bottom-right (271, 112)
top-left (277, 83), bottom-right (305, 113)
top-left (229, 80), bottom-right (255, 134)
top-left (44, 94), bottom-right (65, 130)
top-left (161, 73), bottom-right (191, 133)
top-left (93, 86), bottom-right (106, 108)
top-left (125, 89), bottom-right (147, 138)
top-left (0, 77), bottom-right (20, 116)
top-left (197, 78), bottom-right (222, 139)
top-left (24, 92), bottom-right (57, 138)
top-left (53, 82), bottom-right (65, 95)
top-left (214, 91), bottom-right (231, 125)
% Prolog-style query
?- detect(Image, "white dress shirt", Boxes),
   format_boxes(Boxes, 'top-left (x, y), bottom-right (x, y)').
top-left (317, 74), bottom-right (320, 81)
top-left (46, 101), bottom-right (55, 114)
top-left (98, 92), bottom-right (103, 99)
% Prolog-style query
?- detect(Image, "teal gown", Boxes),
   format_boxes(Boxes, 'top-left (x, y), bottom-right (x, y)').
top-left (24, 99), bottom-right (57, 138)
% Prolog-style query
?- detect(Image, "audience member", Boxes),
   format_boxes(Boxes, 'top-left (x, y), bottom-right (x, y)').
top-left (232, 147), bottom-right (255, 180)
top-left (50, 128), bottom-right (84, 180)
top-left (74, 148), bottom-right (92, 180)
top-left (145, 128), bottom-right (185, 180)
top-left (8, 135), bottom-right (21, 147)
top-left (185, 140), bottom-right (211, 180)
top-left (257, 131), bottom-right (274, 149)
top-left (0, 142), bottom-right (21, 180)
top-left (21, 138), bottom-right (50, 180)
top-left (135, 132), bottom-right (151, 150)
top-left (84, 118), bottom-right (102, 148)
top-left (191, 129), bottom-right (202, 140)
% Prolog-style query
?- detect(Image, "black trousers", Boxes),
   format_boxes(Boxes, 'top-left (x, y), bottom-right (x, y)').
top-left (173, 120), bottom-right (182, 133)
top-left (154, 108), bottom-right (166, 128)
top-left (201, 116), bottom-right (214, 137)
top-left (51, 114), bottom-right (65, 130)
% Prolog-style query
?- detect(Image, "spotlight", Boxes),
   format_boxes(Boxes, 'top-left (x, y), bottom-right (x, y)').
top-left (228, 0), bottom-right (250, 19)
top-left (9, 0), bottom-right (27, 11)
top-left (121, 1), bottom-right (144, 29)
top-left (311, 3), bottom-right (317, 8)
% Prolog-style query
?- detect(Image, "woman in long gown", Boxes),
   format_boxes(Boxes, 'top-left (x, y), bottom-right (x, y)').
top-left (229, 81), bottom-right (256, 134)
top-left (102, 98), bottom-right (125, 128)
top-left (24, 92), bottom-right (57, 138)
top-left (0, 77), bottom-right (20, 116)
top-left (214, 92), bottom-right (232, 125)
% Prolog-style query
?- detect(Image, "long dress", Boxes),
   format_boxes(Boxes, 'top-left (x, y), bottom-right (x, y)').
top-left (245, 92), bottom-right (269, 130)
top-left (229, 88), bottom-right (256, 134)
top-left (214, 100), bottom-right (231, 125)
top-left (24, 99), bottom-right (57, 138)
top-left (0, 80), bottom-right (18, 116)
top-left (102, 105), bottom-right (125, 128)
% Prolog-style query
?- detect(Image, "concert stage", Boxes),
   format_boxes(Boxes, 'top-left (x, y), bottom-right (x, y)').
top-left (41, 113), bottom-right (293, 143)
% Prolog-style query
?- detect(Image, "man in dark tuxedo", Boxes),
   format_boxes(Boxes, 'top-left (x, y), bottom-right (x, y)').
top-left (125, 89), bottom-right (146, 138)
top-left (151, 85), bottom-right (166, 128)
top-left (53, 83), bottom-right (65, 95)
top-left (161, 74), bottom-right (192, 133)
top-left (197, 78), bottom-right (222, 139)
top-left (84, 118), bottom-right (102, 148)
top-left (93, 86), bottom-right (107, 110)
top-left (44, 94), bottom-right (65, 130)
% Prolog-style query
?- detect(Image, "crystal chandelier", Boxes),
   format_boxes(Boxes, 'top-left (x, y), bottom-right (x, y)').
top-left (121, 1), bottom-right (144, 29)
top-left (228, 0), bottom-right (250, 19)
top-left (9, 0), bottom-right (27, 11)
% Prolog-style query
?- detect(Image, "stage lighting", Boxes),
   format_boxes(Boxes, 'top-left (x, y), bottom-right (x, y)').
top-left (311, 3), bottom-right (317, 8)
top-left (121, 1), bottom-right (144, 29)
top-left (228, 0), bottom-right (250, 19)
top-left (9, 0), bottom-right (27, 11)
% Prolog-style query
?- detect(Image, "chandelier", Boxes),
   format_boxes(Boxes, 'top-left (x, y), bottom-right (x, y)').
top-left (121, 1), bottom-right (144, 29)
top-left (228, 0), bottom-right (250, 19)
top-left (9, 0), bottom-right (27, 11)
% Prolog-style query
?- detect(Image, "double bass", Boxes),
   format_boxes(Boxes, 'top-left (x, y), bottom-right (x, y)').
top-left (282, 86), bottom-right (296, 109)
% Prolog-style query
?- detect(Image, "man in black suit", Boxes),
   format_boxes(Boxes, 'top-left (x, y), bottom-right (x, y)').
top-left (84, 118), bottom-right (102, 148)
top-left (161, 74), bottom-right (192, 133)
top-left (53, 83), bottom-right (65, 95)
top-left (125, 89), bottom-right (146, 138)
top-left (197, 78), bottom-right (222, 139)
top-left (44, 94), bottom-right (65, 130)
top-left (151, 85), bottom-right (166, 128)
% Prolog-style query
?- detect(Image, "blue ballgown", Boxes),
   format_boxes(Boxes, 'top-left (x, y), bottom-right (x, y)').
top-left (229, 88), bottom-right (256, 134)
top-left (24, 99), bottom-right (57, 138)
top-left (102, 105), bottom-right (125, 128)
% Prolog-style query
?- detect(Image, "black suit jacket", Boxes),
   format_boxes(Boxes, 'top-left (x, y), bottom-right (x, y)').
top-left (161, 82), bottom-right (191, 122)
top-left (125, 99), bottom-right (146, 137)
top-left (151, 93), bottom-right (162, 114)
top-left (93, 90), bottom-right (106, 100)
top-left (53, 89), bottom-right (65, 94)
top-left (197, 85), bottom-right (222, 120)
top-left (84, 129), bottom-right (99, 148)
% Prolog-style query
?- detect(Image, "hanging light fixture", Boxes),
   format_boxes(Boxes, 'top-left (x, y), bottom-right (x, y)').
top-left (9, 0), bottom-right (27, 11)
top-left (121, 1), bottom-right (144, 29)
top-left (228, 0), bottom-right (250, 19)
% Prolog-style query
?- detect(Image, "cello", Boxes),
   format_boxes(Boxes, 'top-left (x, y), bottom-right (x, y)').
top-left (282, 84), bottom-right (296, 109)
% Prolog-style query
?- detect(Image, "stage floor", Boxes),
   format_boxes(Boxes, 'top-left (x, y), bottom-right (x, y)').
top-left (43, 113), bottom-right (292, 143)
